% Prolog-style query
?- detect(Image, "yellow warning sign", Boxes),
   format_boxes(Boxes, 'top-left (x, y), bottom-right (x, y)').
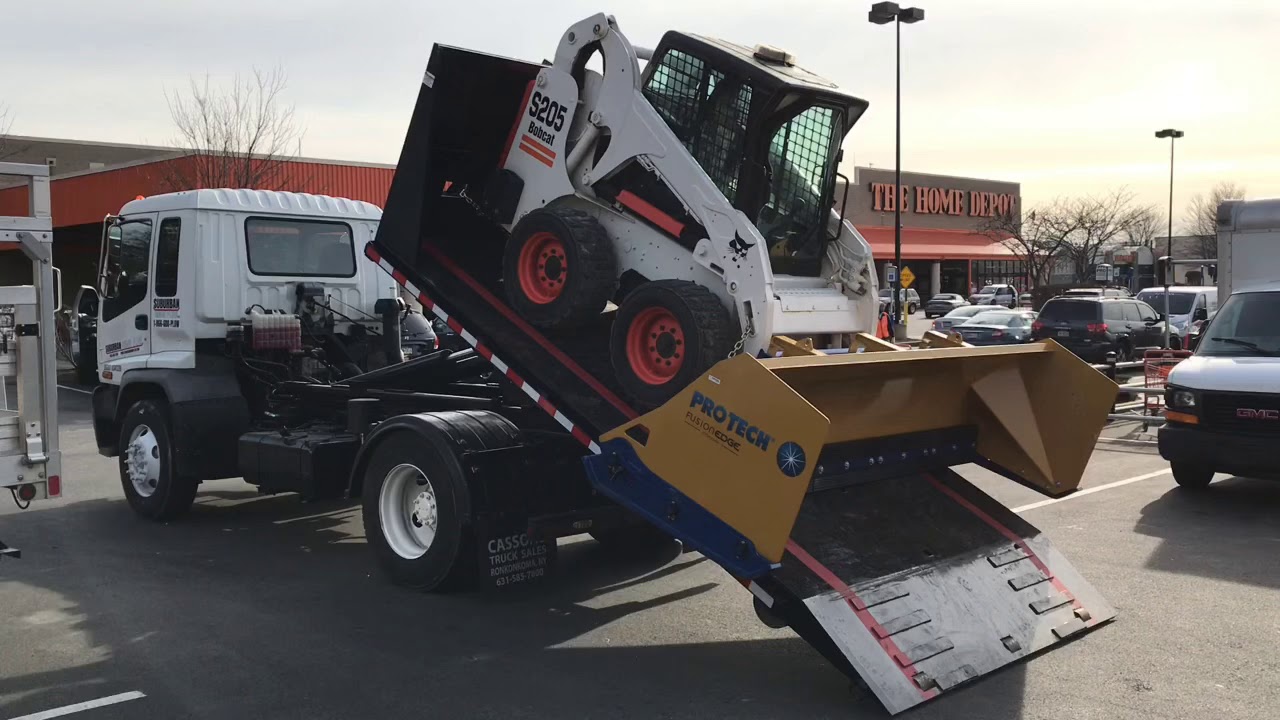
top-left (899, 266), bottom-right (916, 289)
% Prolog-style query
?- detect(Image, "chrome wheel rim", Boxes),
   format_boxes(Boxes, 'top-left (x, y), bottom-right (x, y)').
top-left (124, 424), bottom-right (161, 498)
top-left (378, 464), bottom-right (438, 560)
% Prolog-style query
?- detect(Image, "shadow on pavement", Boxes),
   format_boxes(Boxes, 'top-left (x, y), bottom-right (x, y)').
top-left (1135, 476), bottom-right (1280, 589)
top-left (3, 486), bottom-right (994, 719)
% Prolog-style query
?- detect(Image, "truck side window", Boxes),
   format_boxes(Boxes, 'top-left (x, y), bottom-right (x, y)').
top-left (102, 219), bottom-right (153, 322)
top-left (154, 218), bottom-right (181, 297)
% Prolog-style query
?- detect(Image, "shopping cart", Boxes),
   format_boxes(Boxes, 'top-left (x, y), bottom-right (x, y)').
top-left (1143, 349), bottom-right (1192, 424)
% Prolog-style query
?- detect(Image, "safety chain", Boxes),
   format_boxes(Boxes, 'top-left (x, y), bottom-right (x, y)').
top-left (458, 186), bottom-right (485, 216)
top-left (727, 314), bottom-right (756, 359)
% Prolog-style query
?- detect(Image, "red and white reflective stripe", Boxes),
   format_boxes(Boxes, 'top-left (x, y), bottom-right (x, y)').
top-left (366, 244), bottom-right (601, 454)
top-left (739, 578), bottom-right (774, 607)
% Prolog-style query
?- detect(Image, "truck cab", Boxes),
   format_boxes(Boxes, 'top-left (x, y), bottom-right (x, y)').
top-left (1159, 199), bottom-right (1280, 488)
top-left (90, 189), bottom-right (399, 507)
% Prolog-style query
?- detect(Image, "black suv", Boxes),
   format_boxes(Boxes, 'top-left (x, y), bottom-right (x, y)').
top-left (1031, 297), bottom-right (1165, 362)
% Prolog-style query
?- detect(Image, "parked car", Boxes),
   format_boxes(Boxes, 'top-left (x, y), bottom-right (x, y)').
top-left (1030, 297), bottom-right (1165, 362)
top-left (1186, 309), bottom-right (1217, 352)
top-left (924, 293), bottom-right (968, 318)
top-left (969, 284), bottom-right (1018, 308)
top-left (400, 308), bottom-right (440, 358)
top-left (878, 287), bottom-right (922, 314)
top-left (1018, 292), bottom-right (1033, 308)
top-left (955, 310), bottom-right (1039, 346)
top-left (1134, 286), bottom-right (1218, 350)
top-left (931, 305), bottom-right (991, 333)
top-left (1060, 287), bottom-right (1131, 299)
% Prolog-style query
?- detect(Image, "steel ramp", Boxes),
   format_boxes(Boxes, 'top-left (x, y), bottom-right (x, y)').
top-left (753, 469), bottom-right (1114, 714)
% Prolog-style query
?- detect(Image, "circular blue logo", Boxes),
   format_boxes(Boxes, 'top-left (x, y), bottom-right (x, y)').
top-left (776, 442), bottom-right (807, 478)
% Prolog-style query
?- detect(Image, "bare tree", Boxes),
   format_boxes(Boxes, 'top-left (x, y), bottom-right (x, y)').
top-left (1184, 181), bottom-right (1245, 259)
top-left (1053, 188), bottom-right (1143, 282)
top-left (1125, 205), bottom-right (1163, 248)
top-left (163, 65), bottom-right (305, 191)
top-left (976, 202), bottom-right (1070, 289)
top-left (0, 105), bottom-right (12, 159)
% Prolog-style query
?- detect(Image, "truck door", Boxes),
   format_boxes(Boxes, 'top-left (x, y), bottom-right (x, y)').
top-left (148, 215), bottom-right (190, 359)
top-left (98, 214), bottom-right (156, 374)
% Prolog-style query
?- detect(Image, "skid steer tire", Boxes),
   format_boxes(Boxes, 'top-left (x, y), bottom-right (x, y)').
top-left (118, 399), bottom-right (198, 521)
top-left (362, 411), bottom-right (520, 593)
top-left (610, 280), bottom-right (734, 411)
top-left (503, 208), bottom-right (618, 330)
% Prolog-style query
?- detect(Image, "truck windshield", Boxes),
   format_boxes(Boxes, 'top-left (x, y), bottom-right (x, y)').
top-left (1137, 292), bottom-right (1195, 315)
top-left (1197, 292), bottom-right (1280, 357)
top-left (245, 218), bottom-right (357, 278)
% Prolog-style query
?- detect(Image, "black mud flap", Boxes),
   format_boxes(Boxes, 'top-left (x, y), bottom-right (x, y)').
top-left (752, 469), bottom-right (1115, 715)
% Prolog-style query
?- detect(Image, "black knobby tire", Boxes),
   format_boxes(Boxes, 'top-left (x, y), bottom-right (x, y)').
top-left (503, 207), bottom-right (618, 330)
top-left (118, 399), bottom-right (198, 521)
top-left (1172, 462), bottom-right (1214, 490)
top-left (361, 411), bottom-right (520, 592)
top-left (610, 280), bottom-right (734, 410)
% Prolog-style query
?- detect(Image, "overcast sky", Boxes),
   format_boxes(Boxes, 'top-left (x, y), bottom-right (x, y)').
top-left (6, 0), bottom-right (1278, 225)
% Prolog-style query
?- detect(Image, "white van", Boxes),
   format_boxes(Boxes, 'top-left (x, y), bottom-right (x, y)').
top-left (1135, 285), bottom-right (1218, 349)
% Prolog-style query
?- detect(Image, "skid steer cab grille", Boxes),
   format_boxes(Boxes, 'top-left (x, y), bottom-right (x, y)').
top-left (809, 427), bottom-right (980, 493)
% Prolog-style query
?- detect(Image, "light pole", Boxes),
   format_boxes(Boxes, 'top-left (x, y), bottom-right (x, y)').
top-left (870, 1), bottom-right (924, 340)
top-left (1155, 128), bottom-right (1183, 348)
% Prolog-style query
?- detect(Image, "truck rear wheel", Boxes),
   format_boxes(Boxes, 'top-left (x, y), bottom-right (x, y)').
top-left (610, 280), bottom-right (733, 410)
top-left (503, 207), bottom-right (618, 330)
top-left (118, 399), bottom-right (198, 521)
top-left (361, 411), bottom-right (520, 592)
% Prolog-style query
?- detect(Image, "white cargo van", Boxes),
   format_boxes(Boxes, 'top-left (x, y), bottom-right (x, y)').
top-left (1158, 199), bottom-right (1280, 488)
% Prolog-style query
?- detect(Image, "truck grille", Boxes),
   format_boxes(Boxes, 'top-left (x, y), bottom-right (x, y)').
top-left (1200, 392), bottom-right (1280, 436)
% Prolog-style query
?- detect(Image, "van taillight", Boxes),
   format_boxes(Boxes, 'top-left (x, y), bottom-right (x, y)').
top-left (1031, 321), bottom-right (1044, 332)
top-left (1087, 323), bottom-right (1108, 334)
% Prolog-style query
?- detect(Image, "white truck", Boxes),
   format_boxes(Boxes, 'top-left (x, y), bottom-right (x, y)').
top-left (1159, 198), bottom-right (1280, 488)
top-left (86, 189), bottom-right (400, 518)
top-left (0, 162), bottom-right (65, 558)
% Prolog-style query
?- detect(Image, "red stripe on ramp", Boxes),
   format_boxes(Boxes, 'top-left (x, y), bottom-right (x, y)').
top-left (421, 243), bottom-right (637, 421)
top-left (365, 245), bottom-right (382, 263)
top-left (785, 539), bottom-right (936, 700)
top-left (570, 425), bottom-right (593, 446)
top-left (391, 269), bottom-right (407, 286)
top-left (537, 395), bottom-right (557, 416)
top-left (475, 343), bottom-right (493, 360)
top-left (922, 473), bottom-right (1085, 617)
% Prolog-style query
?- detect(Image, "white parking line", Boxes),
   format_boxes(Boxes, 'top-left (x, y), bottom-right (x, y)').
top-left (57, 385), bottom-right (93, 396)
top-left (1013, 469), bottom-right (1172, 514)
top-left (7, 691), bottom-right (146, 720)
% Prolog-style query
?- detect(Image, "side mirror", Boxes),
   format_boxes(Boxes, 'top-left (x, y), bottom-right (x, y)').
top-left (1193, 308), bottom-right (1208, 322)
top-left (98, 219), bottom-right (122, 299)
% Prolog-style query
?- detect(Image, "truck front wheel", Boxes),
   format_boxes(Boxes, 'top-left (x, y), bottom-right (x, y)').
top-left (118, 399), bottom-right (198, 521)
top-left (1172, 462), bottom-right (1214, 490)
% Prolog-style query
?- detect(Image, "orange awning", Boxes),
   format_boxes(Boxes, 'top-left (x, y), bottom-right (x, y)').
top-left (856, 226), bottom-right (1019, 261)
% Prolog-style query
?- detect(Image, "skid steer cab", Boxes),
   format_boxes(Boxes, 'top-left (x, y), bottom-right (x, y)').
top-left (89, 189), bottom-right (400, 507)
top-left (376, 13), bottom-right (881, 411)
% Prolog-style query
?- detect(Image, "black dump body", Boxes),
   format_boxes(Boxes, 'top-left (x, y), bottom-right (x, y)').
top-left (373, 44), bottom-right (638, 441)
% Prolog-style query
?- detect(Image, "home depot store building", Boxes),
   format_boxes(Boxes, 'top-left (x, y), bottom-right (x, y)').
top-left (0, 148), bottom-right (394, 299)
top-left (839, 167), bottom-right (1024, 301)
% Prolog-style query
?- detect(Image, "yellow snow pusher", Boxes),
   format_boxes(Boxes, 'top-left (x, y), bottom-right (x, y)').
top-left (584, 341), bottom-right (1117, 714)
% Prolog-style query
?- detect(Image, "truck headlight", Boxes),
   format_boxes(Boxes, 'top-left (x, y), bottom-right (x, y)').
top-left (1168, 389), bottom-right (1197, 410)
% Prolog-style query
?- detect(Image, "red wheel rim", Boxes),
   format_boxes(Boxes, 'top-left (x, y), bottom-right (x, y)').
top-left (625, 307), bottom-right (685, 385)
top-left (517, 232), bottom-right (567, 304)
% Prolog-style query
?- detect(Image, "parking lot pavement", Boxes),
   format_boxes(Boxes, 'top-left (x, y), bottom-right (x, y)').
top-left (2, 389), bottom-right (1278, 719)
